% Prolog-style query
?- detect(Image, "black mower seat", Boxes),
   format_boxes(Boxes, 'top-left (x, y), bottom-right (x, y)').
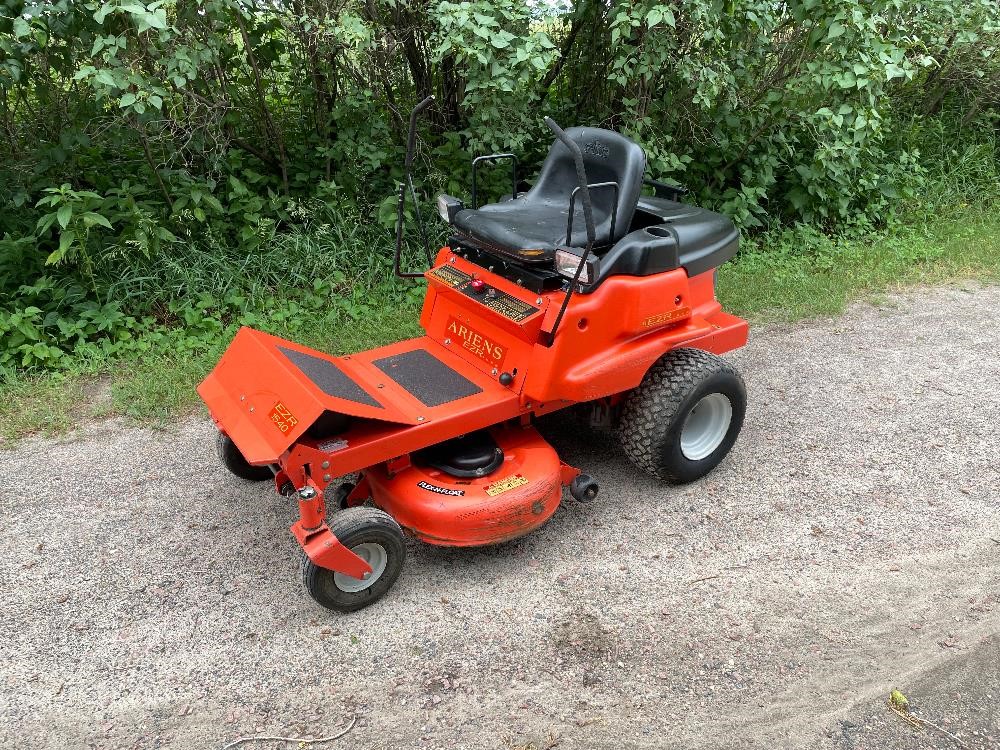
top-left (452, 127), bottom-right (646, 263)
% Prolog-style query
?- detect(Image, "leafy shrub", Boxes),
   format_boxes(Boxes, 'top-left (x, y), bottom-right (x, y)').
top-left (0, 0), bottom-right (997, 372)
top-left (0, 277), bottom-right (137, 368)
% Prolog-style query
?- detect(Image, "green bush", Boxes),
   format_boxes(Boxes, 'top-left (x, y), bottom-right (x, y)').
top-left (0, 0), bottom-right (998, 372)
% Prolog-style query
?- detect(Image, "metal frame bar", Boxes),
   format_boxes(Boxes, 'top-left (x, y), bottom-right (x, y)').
top-left (471, 153), bottom-right (518, 209)
top-left (394, 96), bottom-right (436, 279)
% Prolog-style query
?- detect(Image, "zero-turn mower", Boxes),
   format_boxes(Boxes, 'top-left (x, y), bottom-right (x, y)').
top-left (199, 98), bottom-right (749, 612)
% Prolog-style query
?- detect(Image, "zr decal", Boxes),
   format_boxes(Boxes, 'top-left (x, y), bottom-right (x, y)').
top-left (641, 307), bottom-right (690, 328)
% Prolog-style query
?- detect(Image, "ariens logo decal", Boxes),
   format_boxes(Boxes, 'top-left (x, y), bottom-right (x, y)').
top-left (445, 316), bottom-right (506, 367)
top-left (417, 481), bottom-right (465, 497)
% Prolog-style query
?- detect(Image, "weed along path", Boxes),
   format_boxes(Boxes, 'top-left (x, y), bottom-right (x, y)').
top-left (1, 283), bottom-right (998, 750)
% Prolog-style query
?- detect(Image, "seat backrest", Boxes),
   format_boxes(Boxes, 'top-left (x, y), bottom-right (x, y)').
top-left (530, 126), bottom-right (646, 246)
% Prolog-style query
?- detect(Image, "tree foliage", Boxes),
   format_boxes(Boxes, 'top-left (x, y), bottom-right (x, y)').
top-left (0, 1), bottom-right (997, 351)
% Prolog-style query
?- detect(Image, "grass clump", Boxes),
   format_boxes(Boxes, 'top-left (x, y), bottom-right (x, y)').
top-left (718, 205), bottom-right (1000, 322)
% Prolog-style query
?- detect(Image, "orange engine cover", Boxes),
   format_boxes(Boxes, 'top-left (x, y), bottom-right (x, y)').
top-left (365, 425), bottom-right (562, 546)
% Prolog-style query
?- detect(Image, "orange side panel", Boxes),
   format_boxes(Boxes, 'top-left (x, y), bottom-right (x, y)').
top-left (521, 269), bottom-right (747, 404)
top-left (198, 327), bottom-right (527, 467)
top-left (550, 308), bottom-right (748, 402)
top-left (198, 327), bottom-right (420, 465)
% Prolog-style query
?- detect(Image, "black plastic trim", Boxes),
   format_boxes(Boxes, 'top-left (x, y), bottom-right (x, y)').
top-left (279, 347), bottom-right (381, 407)
top-left (373, 349), bottom-right (482, 408)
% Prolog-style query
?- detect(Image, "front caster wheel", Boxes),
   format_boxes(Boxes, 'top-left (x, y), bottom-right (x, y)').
top-left (618, 348), bottom-right (746, 484)
top-left (216, 432), bottom-right (272, 481)
top-left (570, 474), bottom-right (599, 502)
top-left (332, 482), bottom-right (356, 510)
top-left (301, 507), bottom-right (406, 613)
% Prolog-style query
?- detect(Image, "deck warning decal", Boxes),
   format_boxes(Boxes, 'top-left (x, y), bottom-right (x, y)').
top-left (485, 473), bottom-right (529, 497)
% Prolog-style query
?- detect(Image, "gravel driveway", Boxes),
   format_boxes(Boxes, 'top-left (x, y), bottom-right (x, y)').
top-left (2, 285), bottom-right (998, 750)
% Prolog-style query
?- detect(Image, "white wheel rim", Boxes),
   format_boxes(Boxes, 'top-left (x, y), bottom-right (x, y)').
top-left (333, 542), bottom-right (388, 593)
top-left (680, 393), bottom-right (733, 461)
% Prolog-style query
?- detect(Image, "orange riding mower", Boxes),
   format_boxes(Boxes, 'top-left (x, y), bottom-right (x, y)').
top-left (199, 98), bottom-right (749, 612)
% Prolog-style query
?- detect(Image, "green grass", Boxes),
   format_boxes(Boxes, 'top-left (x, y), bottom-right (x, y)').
top-left (717, 204), bottom-right (1000, 321)
top-left (1, 204), bottom-right (998, 446)
top-left (0, 372), bottom-right (105, 443)
top-left (0, 298), bottom-right (422, 445)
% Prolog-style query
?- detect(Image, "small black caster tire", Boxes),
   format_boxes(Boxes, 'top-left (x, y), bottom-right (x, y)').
top-left (570, 474), bottom-right (599, 502)
top-left (618, 348), bottom-right (746, 484)
top-left (301, 507), bottom-right (406, 613)
top-left (332, 482), bottom-right (356, 510)
top-left (216, 432), bottom-right (272, 481)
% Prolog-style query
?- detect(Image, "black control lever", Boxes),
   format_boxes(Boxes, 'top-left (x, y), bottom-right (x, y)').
top-left (542, 116), bottom-right (594, 345)
top-left (394, 95), bottom-right (435, 279)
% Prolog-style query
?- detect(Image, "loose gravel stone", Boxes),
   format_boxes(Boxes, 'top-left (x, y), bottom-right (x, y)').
top-left (0, 284), bottom-right (998, 749)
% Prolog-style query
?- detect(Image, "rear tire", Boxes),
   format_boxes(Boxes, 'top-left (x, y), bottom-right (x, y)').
top-left (301, 507), bottom-right (406, 613)
top-left (618, 348), bottom-right (745, 483)
top-left (216, 432), bottom-right (272, 481)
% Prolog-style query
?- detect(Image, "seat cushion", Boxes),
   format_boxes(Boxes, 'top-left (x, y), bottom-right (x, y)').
top-left (452, 196), bottom-right (615, 262)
